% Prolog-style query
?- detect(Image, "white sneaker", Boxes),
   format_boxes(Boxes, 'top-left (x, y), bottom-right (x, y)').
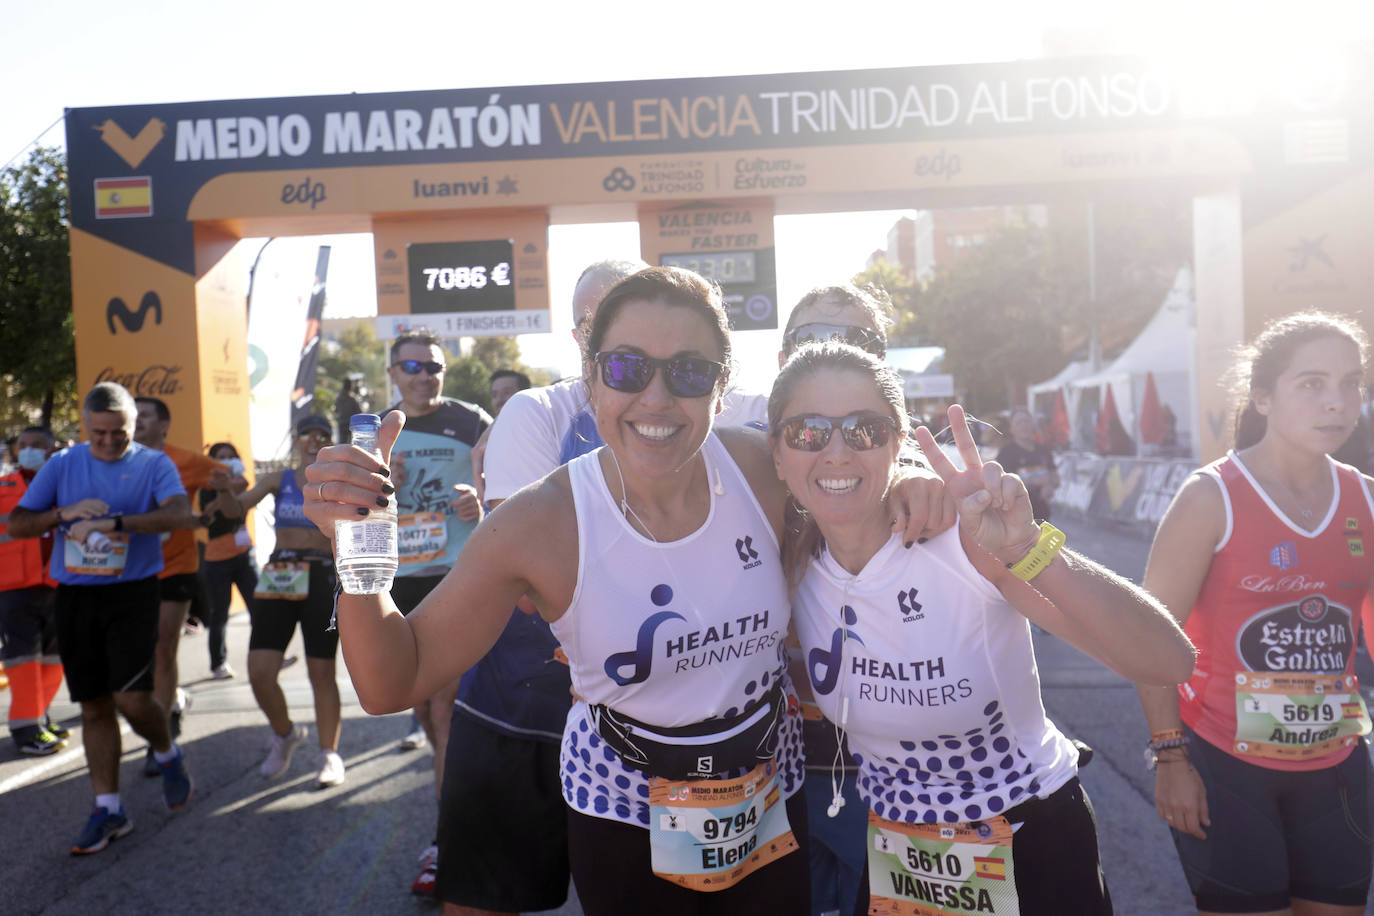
top-left (173, 687), bottom-right (191, 714)
top-left (210, 663), bottom-right (235, 680)
top-left (316, 750), bottom-right (346, 788)
top-left (260, 723), bottom-right (308, 778)
top-left (400, 724), bottom-right (427, 750)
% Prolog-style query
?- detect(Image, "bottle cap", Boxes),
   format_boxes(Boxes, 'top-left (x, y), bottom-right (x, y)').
top-left (349, 413), bottom-right (381, 430)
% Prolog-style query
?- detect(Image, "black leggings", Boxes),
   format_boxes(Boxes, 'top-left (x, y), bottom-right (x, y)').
top-left (568, 789), bottom-right (812, 916)
top-left (202, 551), bottom-right (257, 669)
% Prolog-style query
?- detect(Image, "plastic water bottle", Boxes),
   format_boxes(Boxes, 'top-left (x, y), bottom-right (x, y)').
top-left (334, 414), bottom-right (398, 594)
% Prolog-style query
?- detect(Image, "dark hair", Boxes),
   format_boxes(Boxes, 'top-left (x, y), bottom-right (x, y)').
top-left (768, 341), bottom-right (908, 590)
top-left (1231, 311), bottom-right (1369, 449)
top-left (207, 441), bottom-right (240, 459)
top-left (583, 266), bottom-right (733, 397)
top-left (490, 368), bottom-right (532, 390)
top-left (783, 284), bottom-right (895, 343)
top-left (84, 382), bottom-right (137, 420)
top-left (390, 328), bottom-right (445, 363)
top-left (19, 425), bottom-right (56, 443)
top-left (134, 396), bottom-right (171, 423)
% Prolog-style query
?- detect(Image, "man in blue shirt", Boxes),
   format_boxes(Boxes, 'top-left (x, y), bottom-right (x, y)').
top-left (9, 382), bottom-right (196, 854)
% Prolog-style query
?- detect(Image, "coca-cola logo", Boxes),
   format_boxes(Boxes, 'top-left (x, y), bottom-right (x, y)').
top-left (1236, 597), bottom-right (1352, 674)
top-left (94, 364), bottom-right (183, 397)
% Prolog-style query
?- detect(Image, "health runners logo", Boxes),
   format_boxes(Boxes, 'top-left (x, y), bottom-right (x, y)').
top-left (603, 584), bottom-right (684, 686)
top-left (809, 605), bottom-right (863, 696)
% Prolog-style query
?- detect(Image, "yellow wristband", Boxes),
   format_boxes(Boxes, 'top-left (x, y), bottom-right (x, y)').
top-left (1006, 522), bottom-right (1066, 581)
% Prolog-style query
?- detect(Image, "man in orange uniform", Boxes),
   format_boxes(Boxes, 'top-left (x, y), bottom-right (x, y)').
top-left (133, 398), bottom-right (236, 774)
top-left (0, 426), bottom-right (66, 755)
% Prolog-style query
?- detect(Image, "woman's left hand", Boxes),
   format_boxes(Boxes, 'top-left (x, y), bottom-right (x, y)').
top-left (914, 405), bottom-right (1039, 564)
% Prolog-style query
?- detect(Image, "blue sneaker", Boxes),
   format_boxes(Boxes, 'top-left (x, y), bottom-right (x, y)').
top-left (159, 748), bottom-right (194, 811)
top-left (71, 806), bottom-right (133, 855)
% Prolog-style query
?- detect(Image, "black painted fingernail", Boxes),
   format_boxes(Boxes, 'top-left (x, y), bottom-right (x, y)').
top-left (375, 496), bottom-right (388, 507)
top-left (381, 483), bottom-right (395, 494)
top-left (918, 537), bottom-right (928, 544)
top-left (904, 540), bottom-right (913, 549)
top-left (355, 507), bottom-right (370, 516)
top-left (378, 466), bottom-right (391, 478)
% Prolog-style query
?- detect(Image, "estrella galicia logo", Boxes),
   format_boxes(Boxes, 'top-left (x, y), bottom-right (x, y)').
top-left (1270, 541), bottom-right (1298, 571)
top-left (897, 587), bottom-right (923, 622)
top-left (809, 604), bottom-right (863, 696)
top-left (107, 292), bottom-right (162, 334)
top-left (1299, 595), bottom-right (1329, 622)
top-left (603, 584), bottom-right (683, 686)
top-left (735, 535), bottom-right (761, 570)
top-left (603, 167), bottom-right (636, 192)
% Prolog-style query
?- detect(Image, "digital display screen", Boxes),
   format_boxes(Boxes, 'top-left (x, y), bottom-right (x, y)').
top-left (407, 240), bottom-right (515, 313)
top-left (660, 251), bottom-right (757, 285)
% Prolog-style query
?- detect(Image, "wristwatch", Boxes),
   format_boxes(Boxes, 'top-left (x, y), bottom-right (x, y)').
top-left (111, 514), bottom-right (125, 532)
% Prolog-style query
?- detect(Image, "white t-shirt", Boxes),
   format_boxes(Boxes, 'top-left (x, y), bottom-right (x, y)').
top-left (792, 526), bottom-right (1078, 825)
top-left (484, 378), bottom-right (769, 501)
top-left (551, 433), bottom-right (804, 827)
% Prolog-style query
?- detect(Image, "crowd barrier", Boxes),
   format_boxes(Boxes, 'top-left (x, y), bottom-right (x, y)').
top-left (1049, 451), bottom-right (1199, 537)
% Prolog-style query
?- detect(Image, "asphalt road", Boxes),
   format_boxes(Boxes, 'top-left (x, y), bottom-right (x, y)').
top-left (1, 515), bottom-right (1370, 914)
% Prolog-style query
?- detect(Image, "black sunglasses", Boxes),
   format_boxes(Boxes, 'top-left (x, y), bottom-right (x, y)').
top-left (392, 359), bottom-right (445, 376)
top-left (594, 351), bottom-right (725, 399)
top-left (778, 412), bottom-right (900, 452)
top-left (783, 323), bottom-right (886, 358)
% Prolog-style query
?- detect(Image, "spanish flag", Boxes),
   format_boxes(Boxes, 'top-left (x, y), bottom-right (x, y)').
top-left (1343, 701), bottom-right (1363, 719)
top-left (94, 177), bottom-right (152, 218)
top-left (764, 784), bottom-right (780, 811)
top-left (974, 856), bottom-right (1006, 880)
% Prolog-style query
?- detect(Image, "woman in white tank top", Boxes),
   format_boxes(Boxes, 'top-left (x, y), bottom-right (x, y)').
top-left (770, 342), bottom-right (1196, 916)
top-left (297, 268), bottom-right (950, 914)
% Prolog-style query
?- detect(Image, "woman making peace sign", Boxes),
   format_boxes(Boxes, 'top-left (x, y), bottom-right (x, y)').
top-left (771, 342), bottom-right (1195, 915)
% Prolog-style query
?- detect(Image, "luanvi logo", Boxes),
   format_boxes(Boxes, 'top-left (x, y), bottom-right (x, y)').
top-left (93, 118), bottom-right (166, 169)
top-left (735, 535), bottom-right (761, 569)
top-left (896, 587), bottom-right (923, 621)
top-left (106, 292), bottom-right (162, 334)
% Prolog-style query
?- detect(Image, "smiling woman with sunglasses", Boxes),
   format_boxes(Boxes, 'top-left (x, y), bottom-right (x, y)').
top-left (300, 267), bottom-right (952, 914)
top-left (770, 342), bottom-right (1195, 916)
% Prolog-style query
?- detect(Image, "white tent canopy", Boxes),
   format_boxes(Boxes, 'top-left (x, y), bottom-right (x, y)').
top-left (1028, 266), bottom-right (1195, 451)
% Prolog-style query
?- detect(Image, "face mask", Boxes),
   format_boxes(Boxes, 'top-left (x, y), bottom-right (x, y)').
top-left (17, 447), bottom-right (47, 471)
top-left (222, 457), bottom-right (245, 476)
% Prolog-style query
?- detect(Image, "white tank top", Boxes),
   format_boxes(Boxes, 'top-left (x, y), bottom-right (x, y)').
top-left (552, 433), bottom-right (804, 827)
top-left (793, 525), bottom-right (1077, 825)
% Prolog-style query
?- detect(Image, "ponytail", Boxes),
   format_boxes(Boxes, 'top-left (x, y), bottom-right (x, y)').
top-left (1233, 403), bottom-right (1267, 450)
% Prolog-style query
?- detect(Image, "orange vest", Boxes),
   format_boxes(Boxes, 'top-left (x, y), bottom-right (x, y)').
top-left (159, 443), bottom-right (222, 578)
top-left (0, 470), bottom-right (57, 591)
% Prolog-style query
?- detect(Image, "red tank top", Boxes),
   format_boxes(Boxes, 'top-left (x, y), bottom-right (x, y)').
top-left (1180, 452), bottom-right (1374, 771)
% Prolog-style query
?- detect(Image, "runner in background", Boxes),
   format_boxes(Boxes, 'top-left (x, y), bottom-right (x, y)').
top-left (995, 406), bottom-right (1058, 522)
top-left (376, 329), bottom-right (490, 899)
top-left (132, 397), bottom-right (238, 776)
top-left (1137, 311), bottom-right (1374, 916)
top-left (0, 426), bottom-right (67, 755)
top-left (198, 442), bottom-right (255, 680)
top-left (234, 415), bottom-right (347, 788)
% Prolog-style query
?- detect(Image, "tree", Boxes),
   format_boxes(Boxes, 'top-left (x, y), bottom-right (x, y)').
top-left (314, 319), bottom-right (387, 427)
top-left (850, 260), bottom-right (917, 339)
top-left (0, 147), bottom-right (77, 437)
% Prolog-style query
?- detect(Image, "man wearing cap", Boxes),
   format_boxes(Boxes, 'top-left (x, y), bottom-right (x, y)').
top-left (9, 382), bottom-right (195, 854)
top-left (378, 329), bottom-right (490, 897)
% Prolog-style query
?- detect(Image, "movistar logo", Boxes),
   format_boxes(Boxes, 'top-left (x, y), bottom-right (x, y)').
top-left (603, 584), bottom-right (684, 686)
top-left (809, 604), bottom-right (863, 696)
top-left (106, 291), bottom-right (162, 334)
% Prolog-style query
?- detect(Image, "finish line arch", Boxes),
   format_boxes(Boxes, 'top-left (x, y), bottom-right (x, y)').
top-left (65, 50), bottom-right (1374, 464)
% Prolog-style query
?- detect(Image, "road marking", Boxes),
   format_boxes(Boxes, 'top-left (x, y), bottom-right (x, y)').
top-left (0, 722), bottom-right (132, 796)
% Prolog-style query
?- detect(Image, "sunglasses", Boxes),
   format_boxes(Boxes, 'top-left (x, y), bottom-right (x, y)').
top-left (594, 351), bottom-right (725, 399)
top-left (778, 412), bottom-right (900, 452)
top-left (392, 359), bottom-right (445, 376)
top-left (783, 323), bottom-right (886, 357)
top-left (298, 431), bottom-right (333, 444)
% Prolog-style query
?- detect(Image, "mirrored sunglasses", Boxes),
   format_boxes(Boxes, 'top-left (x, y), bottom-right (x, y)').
top-left (594, 351), bottom-right (725, 399)
top-left (783, 323), bottom-right (886, 357)
top-left (392, 359), bottom-right (445, 376)
top-left (778, 412), bottom-right (900, 452)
